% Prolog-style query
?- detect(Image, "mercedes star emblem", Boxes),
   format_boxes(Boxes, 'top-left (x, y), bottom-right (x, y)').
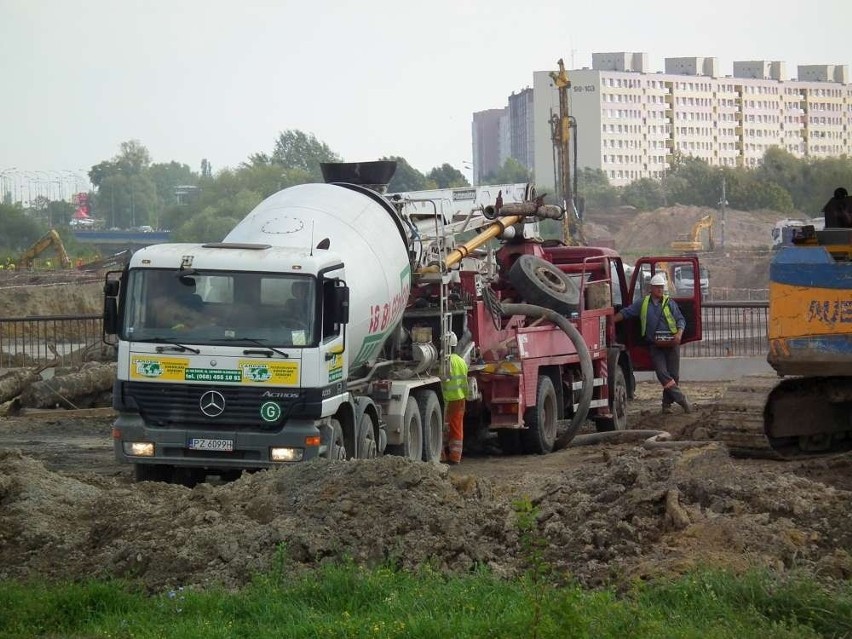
top-left (199, 390), bottom-right (226, 417)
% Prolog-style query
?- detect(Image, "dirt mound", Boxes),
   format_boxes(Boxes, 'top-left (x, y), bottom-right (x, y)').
top-left (3, 441), bottom-right (851, 592)
top-left (589, 205), bottom-right (787, 255)
top-left (582, 204), bottom-right (796, 292)
top-left (0, 274), bottom-right (102, 318)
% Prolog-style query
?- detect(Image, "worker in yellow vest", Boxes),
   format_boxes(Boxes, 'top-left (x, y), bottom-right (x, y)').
top-left (440, 332), bottom-right (468, 464)
top-left (614, 272), bottom-right (691, 414)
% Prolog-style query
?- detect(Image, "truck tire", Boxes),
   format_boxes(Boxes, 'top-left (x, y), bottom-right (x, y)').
top-left (521, 375), bottom-right (558, 454)
top-left (356, 412), bottom-right (378, 459)
top-left (386, 397), bottom-right (423, 461)
top-left (416, 390), bottom-right (443, 462)
top-left (325, 418), bottom-right (347, 460)
top-left (133, 463), bottom-right (174, 483)
top-left (508, 255), bottom-right (579, 315)
top-left (594, 366), bottom-right (628, 432)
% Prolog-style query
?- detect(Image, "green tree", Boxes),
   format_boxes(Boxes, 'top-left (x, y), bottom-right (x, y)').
top-left (723, 169), bottom-right (794, 212)
top-left (664, 154), bottom-right (718, 206)
top-left (755, 147), bottom-right (804, 204)
top-left (115, 139), bottom-right (151, 175)
top-left (385, 156), bottom-right (432, 192)
top-left (621, 178), bottom-right (665, 211)
top-left (576, 167), bottom-right (619, 209)
top-left (88, 160), bottom-right (119, 189)
top-left (89, 141), bottom-right (160, 227)
top-left (272, 130), bottom-right (341, 179)
top-left (173, 207), bottom-right (243, 243)
top-left (94, 173), bottom-right (159, 229)
top-left (147, 162), bottom-right (197, 210)
top-left (44, 200), bottom-right (75, 228)
top-left (427, 163), bottom-right (469, 188)
top-left (482, 158), bottom-right (532, 185)
top-left (0, 203), bottom-right (43, 253)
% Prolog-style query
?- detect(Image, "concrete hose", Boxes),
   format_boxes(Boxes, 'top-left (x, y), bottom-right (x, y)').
top-left (500, 303), bottom-right (594, 451)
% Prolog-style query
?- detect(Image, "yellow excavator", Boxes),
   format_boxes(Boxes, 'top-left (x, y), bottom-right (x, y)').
top-left (19, 229), bottom-right (72, 270)
top-left (671, 214), bottom-right (714, 252)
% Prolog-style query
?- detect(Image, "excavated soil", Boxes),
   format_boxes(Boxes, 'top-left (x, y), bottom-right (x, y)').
top-left (2, 382), bottom-right (851, 593)
top-left (0, 272), bottom-right (102, 318)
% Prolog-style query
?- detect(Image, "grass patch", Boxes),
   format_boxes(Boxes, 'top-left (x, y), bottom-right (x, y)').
top-left (1, 566), bottom-right (850, 638)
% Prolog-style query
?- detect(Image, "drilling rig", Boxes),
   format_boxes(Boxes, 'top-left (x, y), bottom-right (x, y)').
top-left (550, 58), bottom-right (586, 247)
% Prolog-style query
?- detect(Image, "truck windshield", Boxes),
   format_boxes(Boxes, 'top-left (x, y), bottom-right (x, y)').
top-left (121, 269), bottom-right (316, 347)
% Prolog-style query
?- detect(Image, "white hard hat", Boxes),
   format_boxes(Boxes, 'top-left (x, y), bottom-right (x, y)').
top-left (446, 332), bottom-right (458, 348)
top-left (649, 273), bottom-right (667, 286)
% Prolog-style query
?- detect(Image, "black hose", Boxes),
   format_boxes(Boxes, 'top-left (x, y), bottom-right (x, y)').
top-left (500, 303), bottom-right (593, 450)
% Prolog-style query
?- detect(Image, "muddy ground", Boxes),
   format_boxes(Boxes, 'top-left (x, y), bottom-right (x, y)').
top-left (2, 381), bottom-right (852, 594)
top-left (3, 206), bottom-right (849, 593)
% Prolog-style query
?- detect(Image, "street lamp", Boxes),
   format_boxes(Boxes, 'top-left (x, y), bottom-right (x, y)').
top-left (461, 160), bottom-right (474, 186)
top-left (718, 177), bottom-right (729, 250)
top-left (0, 167), bottom-right (16, 204)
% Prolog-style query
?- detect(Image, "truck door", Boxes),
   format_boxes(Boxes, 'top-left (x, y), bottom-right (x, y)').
top-left (623, 256), bottom-right (703, 372)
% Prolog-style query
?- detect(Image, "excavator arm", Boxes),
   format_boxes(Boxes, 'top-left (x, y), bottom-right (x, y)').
top-left (19, 229), bottom-right (72, 269)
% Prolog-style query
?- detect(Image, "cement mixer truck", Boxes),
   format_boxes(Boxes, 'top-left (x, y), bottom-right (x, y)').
top-left (104, 161), bottom-right (703, 484)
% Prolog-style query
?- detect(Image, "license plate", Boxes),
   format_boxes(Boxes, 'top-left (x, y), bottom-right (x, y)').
top-left (188, 438), bottom-right (234, 452)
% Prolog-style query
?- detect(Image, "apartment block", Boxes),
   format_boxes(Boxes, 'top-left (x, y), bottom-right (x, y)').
top-left (476, 53), bottom-right (852, 190)
top-left (471, 108), bottom-right (507, 185)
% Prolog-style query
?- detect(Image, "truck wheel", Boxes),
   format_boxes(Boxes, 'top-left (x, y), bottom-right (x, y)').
top-left (416, 390), bottom-right (443, 462)
top-left (356, 412), bottom-right (378, 459)
top-left (508, 255), bottom-right (579, 315)
top-left (386, 397), bottom-right (423, 461)
top-left (521, 375), bottom-right (558, 454)
top-left (133, 464), bottom-right (174, 483)
top-left (326, 418), bottom-right (347, 460)
top-left (595, 366), bottom-right (628, 432)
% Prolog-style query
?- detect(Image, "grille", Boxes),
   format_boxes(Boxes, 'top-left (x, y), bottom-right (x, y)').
top-left (124, 382), bottom-right (295, 430)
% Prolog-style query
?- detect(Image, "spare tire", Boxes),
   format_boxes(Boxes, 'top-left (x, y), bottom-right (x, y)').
top-left (508, 254), bottom-right (580, 315)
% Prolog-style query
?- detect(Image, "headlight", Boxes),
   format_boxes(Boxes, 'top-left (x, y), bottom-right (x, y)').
top-left (270, 447), bottom-right (304, 462)
top-left (123, 442), bottom-right (155, 457)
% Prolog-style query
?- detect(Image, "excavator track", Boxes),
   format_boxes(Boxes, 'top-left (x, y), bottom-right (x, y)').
top-left (716, 375), bottom-right (852, 460)
top-left (715, 375), bottom-right (781, 458)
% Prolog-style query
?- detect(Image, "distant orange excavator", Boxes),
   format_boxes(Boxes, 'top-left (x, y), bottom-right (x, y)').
top-left (19, 229), bottom-right (72, 270)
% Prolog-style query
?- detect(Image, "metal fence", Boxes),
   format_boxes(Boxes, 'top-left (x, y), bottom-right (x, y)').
top-left (0, 301), bottom-right (771, 368)
top-left (681, 301), bottom-right (769, 357)
top-left (0, 314), bottom-right (105, 368)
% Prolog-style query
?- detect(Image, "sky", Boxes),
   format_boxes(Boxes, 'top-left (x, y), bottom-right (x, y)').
top-left (1, 0), bottom-right (850, 188)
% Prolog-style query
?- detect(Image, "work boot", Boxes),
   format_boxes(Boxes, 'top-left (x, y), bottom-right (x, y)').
top-left (677, 397), bottom-right (692, 414)
top-left (661, 404), bottom-right (673, 415)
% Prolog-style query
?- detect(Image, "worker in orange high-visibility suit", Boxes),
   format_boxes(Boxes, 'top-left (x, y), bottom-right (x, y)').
top-left (441, 332), bottom-right (468, 464)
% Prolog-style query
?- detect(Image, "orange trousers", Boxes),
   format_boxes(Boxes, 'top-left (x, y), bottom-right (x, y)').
top-left (443, 399), bottom-right (465, 463)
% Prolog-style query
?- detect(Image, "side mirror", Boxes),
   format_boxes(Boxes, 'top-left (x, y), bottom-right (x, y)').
top-left (104, 279), bottom-right (119, 296)
top-left (104, 298), bottom-right (118, 335)
top-left (334, 285), bottom-right (350, 325)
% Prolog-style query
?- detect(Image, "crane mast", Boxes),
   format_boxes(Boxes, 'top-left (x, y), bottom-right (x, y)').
top-left (550, 58), bottom-right (585, 246)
